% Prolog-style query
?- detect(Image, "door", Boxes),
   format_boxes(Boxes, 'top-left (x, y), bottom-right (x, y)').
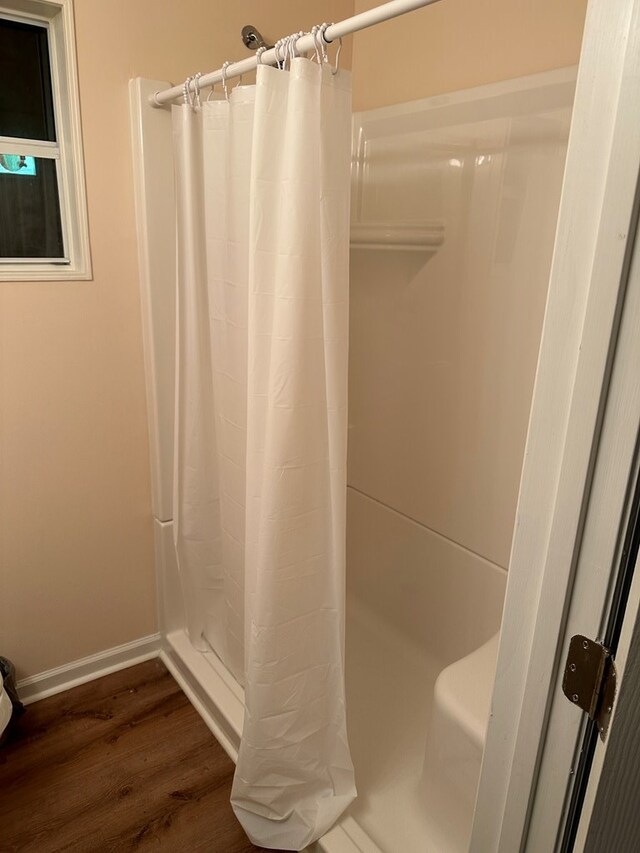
top-left (470, 0), bottom-right (640, 850)
top-left (578, 541), bottom-right (640, 852)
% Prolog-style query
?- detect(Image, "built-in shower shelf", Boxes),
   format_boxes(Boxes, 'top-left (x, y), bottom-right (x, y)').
top-left (350, 221), bottom-right (445, 253)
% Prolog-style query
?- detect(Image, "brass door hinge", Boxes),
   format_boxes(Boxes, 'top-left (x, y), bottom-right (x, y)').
top-left (562, 634), bottom-right (617, 741)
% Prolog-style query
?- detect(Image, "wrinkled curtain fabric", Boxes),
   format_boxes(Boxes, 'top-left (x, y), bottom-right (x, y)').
top-left (171, 58), bottom-right (356, 850)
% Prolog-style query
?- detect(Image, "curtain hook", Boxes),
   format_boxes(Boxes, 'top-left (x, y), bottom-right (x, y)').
top-left (276, 37), bottom-right (287, 70)
top-left (183, 74), bottom-right (200, 109)
top-left (188, 74), bottom-right (200, 109)
top-left (318, 23), bottom-right (331, 63)
top-left (311, 26), bottom-right (322, 63)
top-left (183, 75), bottom-right (192, 105)
top-left (277, 37), bottom-right (287, 70)
top-left (331, 38), bottom-right (343, 75)
top-left (290, 31), bottom-right (303, 62)
top-left (283, 35), bottom-right (292, 71)
top-left (221, 60), bottom-right (231, 100)
top-left (256, 45), bottom-right (267, 65)
top-left (286, 34), bottom-right (295, 69)
top-left (193, 72), bottom-right (202, 107)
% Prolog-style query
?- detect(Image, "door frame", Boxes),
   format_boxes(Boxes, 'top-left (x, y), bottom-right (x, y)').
top-left (470, 0), bottom-right (640, 850)
top-left (577, 549), bottom-right (640, 850)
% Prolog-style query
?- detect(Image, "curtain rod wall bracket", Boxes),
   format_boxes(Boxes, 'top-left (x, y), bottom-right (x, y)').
top-left (242, 25), bottom-right (273, 52)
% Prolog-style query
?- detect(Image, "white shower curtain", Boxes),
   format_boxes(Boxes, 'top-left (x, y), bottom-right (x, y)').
top-left (172, 58), bottom-right (356, 850)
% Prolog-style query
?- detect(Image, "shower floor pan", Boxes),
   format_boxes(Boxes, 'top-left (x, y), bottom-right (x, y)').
top-left (161, 593), bottom-right (500, 853)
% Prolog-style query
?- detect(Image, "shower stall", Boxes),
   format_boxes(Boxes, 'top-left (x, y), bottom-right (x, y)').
top-left (342, 69), bottom-right (573, 852)
top-left (130, 60), bottom-right (574, 851)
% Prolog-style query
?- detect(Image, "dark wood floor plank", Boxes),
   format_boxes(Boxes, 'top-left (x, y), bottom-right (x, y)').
top-left (0, 662), bottom-right (182, 787)
top-left (0, 659), bottom-right (284, 853)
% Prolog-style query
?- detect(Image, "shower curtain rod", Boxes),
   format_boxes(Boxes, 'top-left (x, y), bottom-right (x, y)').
top-left (150, 0), bottom-right (442, 107)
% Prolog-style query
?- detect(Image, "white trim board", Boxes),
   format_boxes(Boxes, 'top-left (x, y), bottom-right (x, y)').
top-left (471, 0), bottom-right (640, 849)
top-left (0, 0), bottom-right (92, 281)
top-left (16, 634), bottom-right (161, 705)
top-left (129, 78), bottom-right (176, 521)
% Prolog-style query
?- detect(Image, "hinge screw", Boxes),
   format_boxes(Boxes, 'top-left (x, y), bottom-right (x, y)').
top-left (583, 640), bottom-right (589, 649)
top-left (569, 663), bottom-right (576, 672)
top-left (572, 693), bottom-right (579, 702)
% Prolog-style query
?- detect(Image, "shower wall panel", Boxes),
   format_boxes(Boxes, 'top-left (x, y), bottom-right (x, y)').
top-left (347, 70), bottom-right (574, 569)
top-left (347, 489), bottom-right (506, 664)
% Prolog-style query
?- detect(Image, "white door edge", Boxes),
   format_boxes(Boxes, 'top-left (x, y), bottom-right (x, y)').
top-left (573, 546), bottom-right (640, 851)
top-left (470, 0), bottom-right (640, 850)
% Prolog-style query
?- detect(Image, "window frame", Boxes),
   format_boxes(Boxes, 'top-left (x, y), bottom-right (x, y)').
top-left (0, 0), bottom-right (91, 281)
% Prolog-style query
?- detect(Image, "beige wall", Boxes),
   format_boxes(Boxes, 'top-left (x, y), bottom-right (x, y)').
top-left (352, 0), bottom-right (587, 111)
top-left (0, 0), bottom-right (354, 680)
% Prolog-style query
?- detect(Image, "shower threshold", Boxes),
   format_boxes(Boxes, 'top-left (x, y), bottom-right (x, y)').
top-left (160, 594), bottom-right (479, 853)
top-left (161, 628), bottom-right (380, 853)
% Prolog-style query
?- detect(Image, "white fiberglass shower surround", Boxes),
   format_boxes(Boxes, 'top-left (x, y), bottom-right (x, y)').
top-left (127, 1), bottom-right (592, 849)
top-left (131, 63), bottom-right (574, 851)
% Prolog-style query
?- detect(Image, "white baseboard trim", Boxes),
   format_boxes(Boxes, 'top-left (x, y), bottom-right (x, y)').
top-left (16, 633), bottom-right (162, 705)
top-left (14, 628), bottom-right (378, 851)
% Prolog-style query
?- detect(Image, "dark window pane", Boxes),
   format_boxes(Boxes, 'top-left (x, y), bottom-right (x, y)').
top-left (0, 17), bottom-right (56, 141)
top-left (0, 156), bottom-right (64, 258)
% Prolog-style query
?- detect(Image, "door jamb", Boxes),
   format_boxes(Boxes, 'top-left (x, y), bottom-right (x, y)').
top-left (470, 0), bottom-right (640, 849)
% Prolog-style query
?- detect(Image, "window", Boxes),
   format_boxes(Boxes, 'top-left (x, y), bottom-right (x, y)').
top-left (0, 0), bottom-right (91, 280)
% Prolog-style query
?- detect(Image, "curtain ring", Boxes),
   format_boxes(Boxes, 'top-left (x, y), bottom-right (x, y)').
top-left (283, 36), bottom-right (293, 70)
top-left (186, 73), bottom-right (201, 109)
top-left (284, 35), bottom-right (293, 70)
top-left (310, 25), bottom-right (322, 63)
top-left (318, 23), bottom-right (331, 63)
top-left (276, 37), bottom-right (288, 69)
top-left (182, 75), bottom-right (192, 105)
top-left (288, 32), bottom-right (303, 67)
top-left (189, 74), bottom-right (198, 108)
top-left (193, 72), bottom-right (203, 106)
top-left (256, 45), bottom-right (267, 65)
top-left (183, 74), bottom-right (200, 109)
top-left (331, 38), bottom-right (343, 75)
top-left (290, 31), bottom-right (303, 62)
top-left (221, 60), bottom-right (231, 100)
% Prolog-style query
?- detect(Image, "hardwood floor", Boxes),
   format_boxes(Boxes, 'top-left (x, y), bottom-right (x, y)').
top-left (0, 659), bottom-right (285, 853)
